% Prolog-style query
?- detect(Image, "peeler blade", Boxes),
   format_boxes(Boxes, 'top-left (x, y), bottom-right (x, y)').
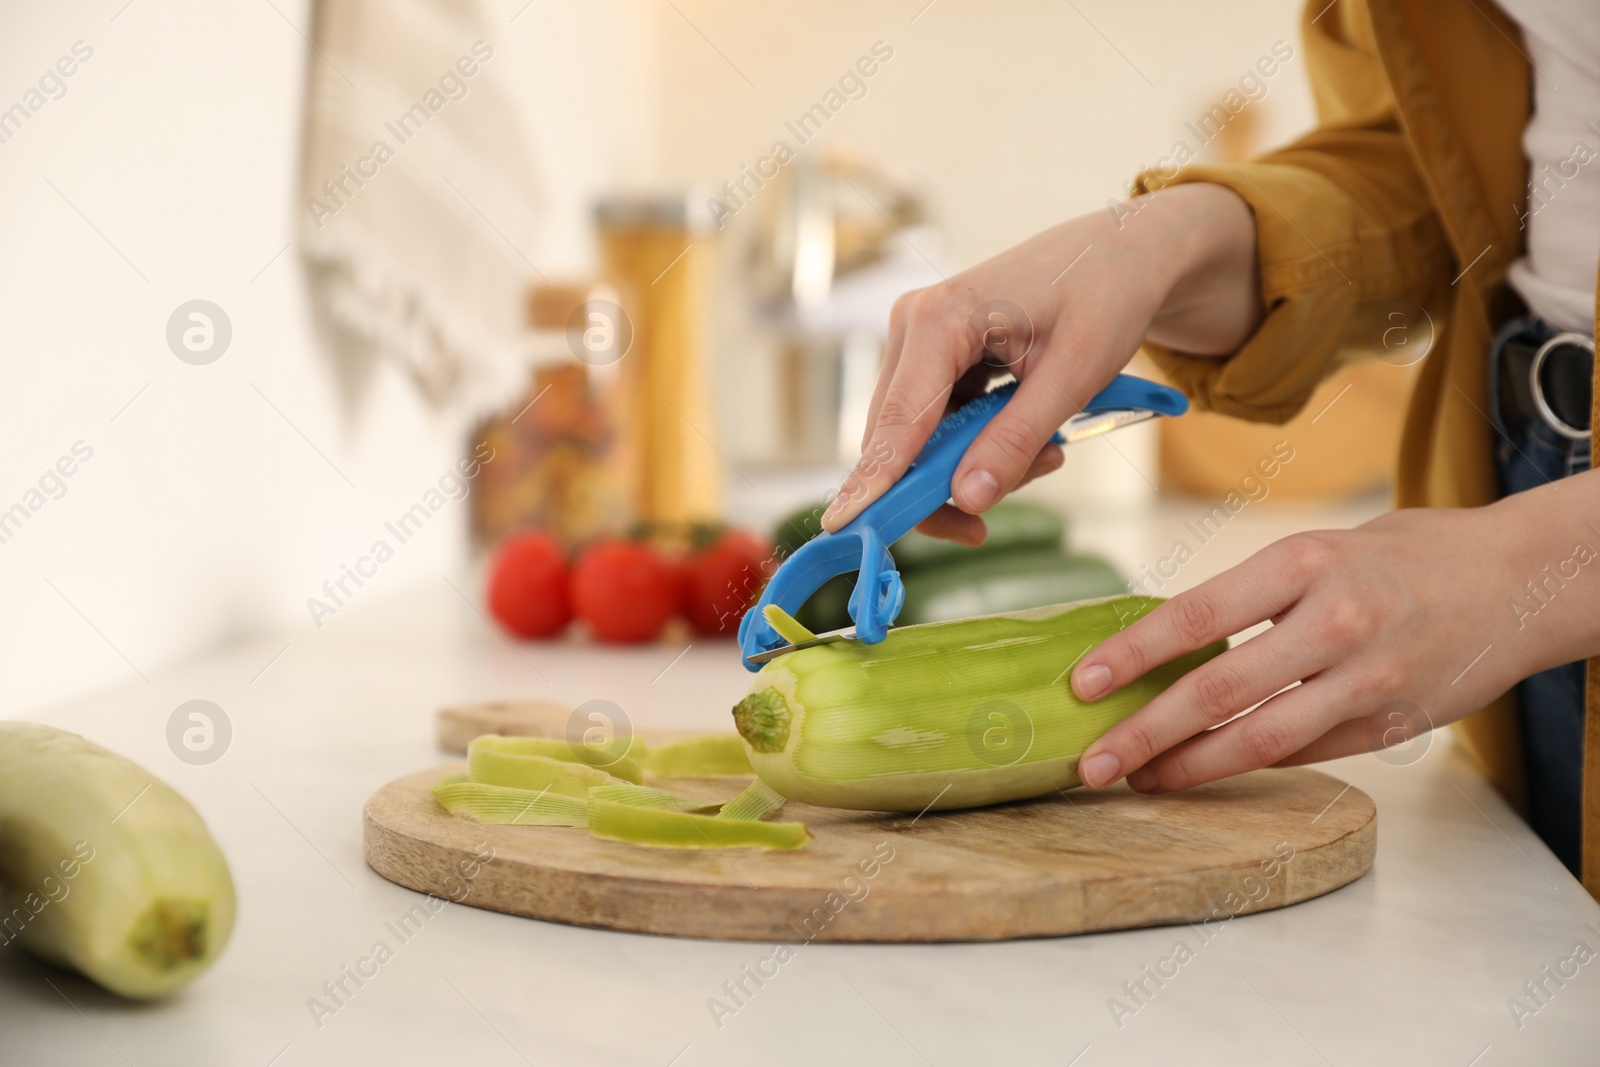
top-left (1060, 408), bottom-right (1159, 444)
top-left (743, 625), bottom-right (860, 664)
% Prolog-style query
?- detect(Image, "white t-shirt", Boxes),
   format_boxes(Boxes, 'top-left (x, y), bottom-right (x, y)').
top-left (1497, 0), bottom-right (1600, 334)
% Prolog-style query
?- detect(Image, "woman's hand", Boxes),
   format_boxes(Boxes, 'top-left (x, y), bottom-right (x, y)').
top-left (1070, 484), bottom-right (1600, 792)
top-left (822, 182), bottom-right (1262, 543)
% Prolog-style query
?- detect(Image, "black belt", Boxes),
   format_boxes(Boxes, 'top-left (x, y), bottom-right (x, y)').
top-left (1500, 327), bottom-right (1594, 440)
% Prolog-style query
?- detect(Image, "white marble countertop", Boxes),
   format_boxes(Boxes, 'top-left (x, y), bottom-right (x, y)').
top-left (5, 496), bottom-right (1600, 1066)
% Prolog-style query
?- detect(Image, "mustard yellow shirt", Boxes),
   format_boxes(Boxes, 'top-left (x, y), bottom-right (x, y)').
top-left (1133, 0), bottom-right (1600, 897)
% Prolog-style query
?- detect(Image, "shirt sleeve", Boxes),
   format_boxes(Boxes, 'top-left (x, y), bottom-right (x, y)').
top-left (1130, 0), bottom-right (1454, 423)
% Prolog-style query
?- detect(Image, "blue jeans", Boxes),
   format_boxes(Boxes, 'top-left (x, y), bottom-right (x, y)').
top-left (1488, 316), bottom-right (1591, 876)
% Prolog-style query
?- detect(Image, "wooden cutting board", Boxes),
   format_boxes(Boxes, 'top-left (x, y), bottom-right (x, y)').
top-left (363, 763), bottom-right (1375, 942)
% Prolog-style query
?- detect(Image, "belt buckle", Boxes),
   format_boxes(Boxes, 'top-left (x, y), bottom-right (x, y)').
top-left (1529, 332), bottom-right (1594, 442)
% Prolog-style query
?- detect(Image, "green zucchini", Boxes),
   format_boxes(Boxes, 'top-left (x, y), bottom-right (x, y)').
top-left (795, 573), bottom-right (856, 632)
top-left (892, 500), bottom-right (1065, 569)
top-left (772, 500), bottom-right (1067, 572)
top-left (0, 723), bottom-right (235, 998)
top-left (774, 500), bottom-right (1076, 632)
top-left (734, 596), bottom-right (1224, 811)
top-left (897, 550), bottom-right (1125, 625)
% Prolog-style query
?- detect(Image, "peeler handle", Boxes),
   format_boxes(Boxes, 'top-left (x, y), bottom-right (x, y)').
top-left (738, 374), bottom-right (1186, 669)
top-left (847, 374), bottom-right (1186, 547)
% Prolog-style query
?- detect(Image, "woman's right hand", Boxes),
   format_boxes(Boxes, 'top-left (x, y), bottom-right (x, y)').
top-left (821, 182), bottom-right (1264, 544)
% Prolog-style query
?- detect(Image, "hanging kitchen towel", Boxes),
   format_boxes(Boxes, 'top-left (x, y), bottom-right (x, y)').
top-left (298, 0), bottom-right (545, 415)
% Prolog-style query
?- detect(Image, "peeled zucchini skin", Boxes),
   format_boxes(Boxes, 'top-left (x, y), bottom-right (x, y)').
top-left (735, 596), bottom-right (1225, 812)
top-left (0, 723), bottom-right (236, 999)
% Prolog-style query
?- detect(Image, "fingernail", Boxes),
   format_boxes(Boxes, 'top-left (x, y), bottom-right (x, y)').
top-left (1073, 663), bottom-right (1111, 700)
top-left (1080, 751), bottom-right (1120, 789)
top-left (956, 468), bottom-right (1000, 511)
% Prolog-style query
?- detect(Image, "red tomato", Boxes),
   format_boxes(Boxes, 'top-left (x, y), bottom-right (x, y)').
top-left (718, 529), bottom-right (770, 565)
top-left (571, 540), bottom-right (679, 643)
top-left (681, 530), bottom-right (772, 636)
top-left (487, 532), bottom-right (571, 638)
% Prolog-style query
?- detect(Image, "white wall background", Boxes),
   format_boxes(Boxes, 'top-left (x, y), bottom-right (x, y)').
top-left (655, 1), bottom-right (1311, 271)
top-left (1, 0), bottom-right (1312, 717)
top-left (0, 0), bottom-right (660, 715)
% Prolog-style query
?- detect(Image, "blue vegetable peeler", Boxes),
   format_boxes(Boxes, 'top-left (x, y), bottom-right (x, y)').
top-left (738, 374), bottom-right (1188, 670)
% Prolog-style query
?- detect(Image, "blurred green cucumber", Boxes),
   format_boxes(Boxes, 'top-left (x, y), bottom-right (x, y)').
top-left (772, 504), bottom-right (828, 563)
top-left (791, 551), bottom-right (1126, 632)
top-left (795, 573), bottom-right (855, 633)
top-left (892, 501), bottom-right (1065, 569)
top-left (896, 550), bottom-right (1126, 625)
top-left (771, 499), bottom-right (1094, 632)
top-left (772, 500), bottom-right (1066, 570)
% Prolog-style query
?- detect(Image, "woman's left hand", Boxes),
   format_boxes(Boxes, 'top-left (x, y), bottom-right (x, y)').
top-left (1070, 497), bottom-right (1581, 793)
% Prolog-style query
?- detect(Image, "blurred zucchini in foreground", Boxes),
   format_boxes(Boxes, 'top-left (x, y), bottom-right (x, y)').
top-left (733, 596), bottom-right (1224, 812)
top-left (0, 723), bottom-right (235, 999)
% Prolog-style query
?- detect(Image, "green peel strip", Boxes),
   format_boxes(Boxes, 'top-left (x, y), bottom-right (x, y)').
top-left (467, 742), bottom-right (618, 797)
top-left (431, 781), bottom-right (588, 826)
top-left (469, 734), bottom-right (646, 784)
top-left (716, 779), bottom-right (786, 821)
top-left (642, 734), bottom-right (752, 777)
top-left (763, 604), bottom-right (817, 645)
top-left (588, 783), bottom-right (722, 814)
top-left (587, 797), bottom-right (810, 851)
top-left (470, 730), bottom-right (752, 781)
top-left (434, 730), bottom-right (804, 850)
